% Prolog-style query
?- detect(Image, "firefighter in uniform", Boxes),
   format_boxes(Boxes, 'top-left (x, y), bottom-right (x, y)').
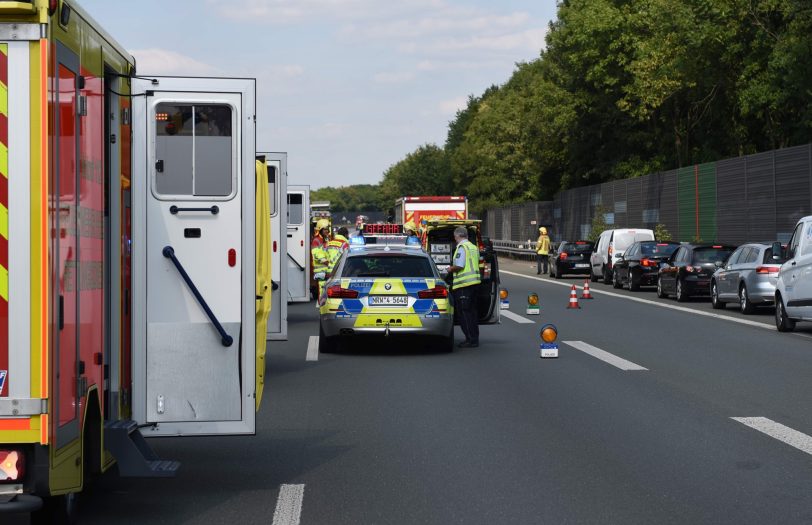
top-left (311, 218), bottom-right (331, 298)
top-left (326, 227), bottom-right (350, 274)
top-left (447, 226), bottom-right (481, 348)
top-left (403, 221), bottom-right (420, 246)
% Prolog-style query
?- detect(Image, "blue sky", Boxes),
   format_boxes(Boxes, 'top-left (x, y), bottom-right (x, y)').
top-left (81, 0), bottom-right (557, 189)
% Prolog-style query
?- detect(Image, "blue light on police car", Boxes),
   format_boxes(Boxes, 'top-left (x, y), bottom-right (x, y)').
top-left (350, 235), bottom-right (365, 245)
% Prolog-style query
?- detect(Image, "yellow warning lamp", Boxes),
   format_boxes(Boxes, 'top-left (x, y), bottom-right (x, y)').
top-left (500, 289), bottom-right (509, 300)
top-left (540, 324), bottom-right (558, 344)
top-left (528, 293), bottom-right (539, 306)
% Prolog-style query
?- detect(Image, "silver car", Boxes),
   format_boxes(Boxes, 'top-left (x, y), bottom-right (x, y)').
top-left (318, 243), bottom-right (454, 352)
top-left (710, 243), bottom-right (786, 313)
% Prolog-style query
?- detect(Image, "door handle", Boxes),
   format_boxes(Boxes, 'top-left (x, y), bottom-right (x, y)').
top-left (155, 159), bottom-right (164, 173)
top-left (58, 295), bottom-right (64, 330)
top-left (170, 205), bottom-right (219, 215)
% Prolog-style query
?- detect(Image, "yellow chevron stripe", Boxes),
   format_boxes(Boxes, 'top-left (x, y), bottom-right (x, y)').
top-left (0, 82), bottom-right (6, 117)
top-left (0, 202), bottom-right (6, 240)
top-left (0, 43), bottom-right (6, 56)
top-left (0, 264), bottom-right (7, 301)
top-left (0, 142), bottom-right (7, 179)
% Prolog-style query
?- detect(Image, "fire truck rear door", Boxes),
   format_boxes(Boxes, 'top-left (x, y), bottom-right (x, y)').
top-left (131, 77), bottom-right (256, 436)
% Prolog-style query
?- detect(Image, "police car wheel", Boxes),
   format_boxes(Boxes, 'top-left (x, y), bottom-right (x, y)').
top-left (318, 324), bottom-right (339, 353)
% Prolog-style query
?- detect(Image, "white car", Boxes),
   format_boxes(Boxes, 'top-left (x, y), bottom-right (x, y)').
top-left (774, 215), bottom-right (812, 331)
top-left (590, 228), bottom-right (655, 284)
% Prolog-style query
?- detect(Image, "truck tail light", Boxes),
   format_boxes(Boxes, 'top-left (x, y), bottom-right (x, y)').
top-left (0, 449), bottom-right (24, 482)
top-left (418, 285), bottom-right (448, 299)
top-left (756, 266), bottom-right (779, 274)
top-left (326, 285), bottom-right (358, 299)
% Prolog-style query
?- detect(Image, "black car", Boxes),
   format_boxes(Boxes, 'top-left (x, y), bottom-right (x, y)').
top-left (550, 240), bottom-right (594, 278)
top-left (657, 244), bottom-right (736, 301)
top-left (612, 241), bottom-right (680, 290)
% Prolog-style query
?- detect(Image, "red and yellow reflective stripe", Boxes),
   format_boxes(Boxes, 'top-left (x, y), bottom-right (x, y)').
top-left (0, 43), bottom-right (8, 398)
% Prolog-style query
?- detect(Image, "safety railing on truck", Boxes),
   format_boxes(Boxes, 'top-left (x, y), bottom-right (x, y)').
top-left (491, 239), bottom-right (538, 259)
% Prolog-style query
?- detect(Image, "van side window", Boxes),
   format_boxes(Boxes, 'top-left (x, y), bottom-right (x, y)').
top-left (788, 223), bottom-right (803, 259)
top-left (803, 223), bottom-right (812, 256)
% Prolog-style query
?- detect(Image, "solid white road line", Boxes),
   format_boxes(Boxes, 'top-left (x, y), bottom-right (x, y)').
top-left (306, 336), bottom-right (319, 361)
top-left (272, 484), bottom-right (305, 525)
top-left (500, 269), bottom-right (786, 333)
top-left (501, 310), bottom-right (535, 324)
top-left (731, 417), bottom-right (812, 456)
top-left (563, 340), bottom-right (648, 371)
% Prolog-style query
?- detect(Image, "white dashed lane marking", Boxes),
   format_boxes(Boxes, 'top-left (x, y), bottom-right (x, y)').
top-left (501, 310), bottom-right (535, 324)
top-left (272, 484), bottom-right (305, 525)
top-left (732, 417), bottom-right (812, 456)
top-left (563, 340), bottom-right (648, 371)
top-left (306, 336), bottom-right (319, 361)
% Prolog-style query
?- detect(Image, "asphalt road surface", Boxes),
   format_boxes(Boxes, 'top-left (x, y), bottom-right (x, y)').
top-left (78, 257), bottom-right (812, 524)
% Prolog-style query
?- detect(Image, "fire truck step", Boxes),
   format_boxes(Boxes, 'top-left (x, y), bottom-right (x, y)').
top-left (104, 420), bottom-right (181, 478)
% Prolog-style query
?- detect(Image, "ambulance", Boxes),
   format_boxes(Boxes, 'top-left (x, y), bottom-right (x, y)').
top-left (0, 1), bottom-right (270, 519)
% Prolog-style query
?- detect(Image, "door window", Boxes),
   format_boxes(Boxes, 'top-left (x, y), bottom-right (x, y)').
top-left (743, 247), bottom-right (759, 264)
top-left (727, 247), bottom-right (743, 267)
top-left (787, 223), bottom-right (803, 259)
top-left (154, 103), bottom-right (234, 198)
top-left (288, 193), bottom-right (303, 225)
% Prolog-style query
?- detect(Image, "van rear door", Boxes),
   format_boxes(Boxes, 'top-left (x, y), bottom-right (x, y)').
top-left (131, 76), bottom-right (256, 436)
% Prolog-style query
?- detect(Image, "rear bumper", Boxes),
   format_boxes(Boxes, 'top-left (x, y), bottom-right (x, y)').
top-left (556, 262), bottom-right (591, 275)
top-left (320, 315), bottom-right (453, 338)
top-left (748, 280), bottom-right (777, 304)
top-left (0, 493), bottom-right (43, 514)
top-left (684, 276), bottom-right (712, 295)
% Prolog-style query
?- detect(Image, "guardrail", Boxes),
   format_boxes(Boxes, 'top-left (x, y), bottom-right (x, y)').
top-left (491, 239), bottom-right (537, 260)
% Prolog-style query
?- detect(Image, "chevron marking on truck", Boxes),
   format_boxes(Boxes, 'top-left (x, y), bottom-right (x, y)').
top-left (0, 43), bottom-right (7, 397)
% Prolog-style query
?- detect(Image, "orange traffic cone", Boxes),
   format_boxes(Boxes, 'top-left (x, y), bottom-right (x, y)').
top-left (567, 285), bottom-right (581, 309)
top-left (581, 280), bottom-right (593, 299)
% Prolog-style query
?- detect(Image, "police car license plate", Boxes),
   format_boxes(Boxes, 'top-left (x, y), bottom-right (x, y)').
top-left (369, 295), bottom-right (408, 306)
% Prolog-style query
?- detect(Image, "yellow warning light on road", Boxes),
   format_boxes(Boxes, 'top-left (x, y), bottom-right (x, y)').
top-left (528, 293), bottom-right (539, 306)
top-left (500, 289), bottom-right (509, 300)
top-left (540, 324), bottom-right (558, 343)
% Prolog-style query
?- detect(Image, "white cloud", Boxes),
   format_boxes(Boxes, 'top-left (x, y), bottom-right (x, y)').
top-left (208, 0), bottom-right (442, 24)
top-left (373, 71), bottom-right (415, 84)
top-left (131, 48), bottom-right (220, 76)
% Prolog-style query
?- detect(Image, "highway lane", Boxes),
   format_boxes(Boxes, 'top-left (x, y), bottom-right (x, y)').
top-left (78, 262), bottom-right (812, 524)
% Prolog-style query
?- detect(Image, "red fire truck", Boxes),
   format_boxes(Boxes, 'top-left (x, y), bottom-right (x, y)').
top-left (393, 196), bottom-right (468, 227)
top-left (0, 1), bottom-right (270, 519)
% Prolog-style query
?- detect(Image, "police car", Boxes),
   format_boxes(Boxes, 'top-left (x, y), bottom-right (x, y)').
top-left (318, 239), bottom-right (454, 352)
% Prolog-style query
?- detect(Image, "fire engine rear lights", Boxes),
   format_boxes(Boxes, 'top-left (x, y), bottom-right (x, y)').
top-left (540, 325), bottom-right (558, 343)
top-left (0, 450), bottom-right (24, 482)
top-left (156, 112), bottom-right (169, 121)
top-left (418, 285), bottom-right (448, 299)
top-left (326, 285), bottom-right (358, 299)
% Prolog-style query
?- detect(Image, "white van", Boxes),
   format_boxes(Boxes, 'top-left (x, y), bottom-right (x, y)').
top-left (590, 228), bottom-right (655, 283)
top-left (774, 216), bottom-right (812, 331)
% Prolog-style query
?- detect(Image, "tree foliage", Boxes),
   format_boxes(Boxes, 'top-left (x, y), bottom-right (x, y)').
top-left (325, 0), bottom-right (812, 215)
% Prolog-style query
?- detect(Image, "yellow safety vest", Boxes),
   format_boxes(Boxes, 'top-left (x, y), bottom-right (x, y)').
top-left (311, 237), bottom-right (329, 273)
top-left (326, 235), bottom-right (349, 270)
top-left (453, 240), bottom-right (481, 290)
top-left (537, 235), bottom-right (551, 255)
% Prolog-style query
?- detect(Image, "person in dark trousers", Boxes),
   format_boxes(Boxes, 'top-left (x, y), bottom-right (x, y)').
top-left (536, 226), bottom-right (551, 275)
top-left (447, 227), bottom-right (481, 347)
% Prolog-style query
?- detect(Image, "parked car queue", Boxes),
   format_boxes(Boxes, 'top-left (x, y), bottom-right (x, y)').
top-left (543, 215), bottom-right (812, 333)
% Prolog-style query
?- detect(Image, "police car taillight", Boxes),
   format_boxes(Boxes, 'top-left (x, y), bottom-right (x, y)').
top-left (418, 285), bottom-right (448, 299)
top-left (0, 449), bottom-right (24, 482)
top-left (326, 285), bottom-right (359, 299)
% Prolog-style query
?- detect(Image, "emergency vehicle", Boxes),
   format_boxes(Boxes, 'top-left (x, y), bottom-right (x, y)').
top-left (0, 1), bottom-right (270, 518)
top-left (286, 185), bottom-right (310, 302)
top-left (393, 196), bottom-right (468, 228)
top-left (260, 152), bottom-right (287, 340)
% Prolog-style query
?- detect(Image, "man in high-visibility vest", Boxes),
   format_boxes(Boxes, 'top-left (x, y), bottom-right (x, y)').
top-left (447, 226), bottom-right (481, 348)
top-left (326, 226), bottom-right (350, 273)
top-left (311, 218), bottom-right (331, 297)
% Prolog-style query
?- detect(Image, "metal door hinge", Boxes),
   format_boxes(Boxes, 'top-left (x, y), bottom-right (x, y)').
top-left (78, 95), bottom-right (88, 116)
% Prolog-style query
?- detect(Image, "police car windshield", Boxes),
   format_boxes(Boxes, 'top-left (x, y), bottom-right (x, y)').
top-left (343, 255), bottom-right (434, 278)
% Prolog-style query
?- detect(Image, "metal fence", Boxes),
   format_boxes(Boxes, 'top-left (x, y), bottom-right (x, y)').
top-left (484, 144), bottom-right (812, 246)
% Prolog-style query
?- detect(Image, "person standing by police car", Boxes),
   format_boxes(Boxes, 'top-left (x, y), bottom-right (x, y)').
top-left (536, 226), bottom-right (551, 275)
top-left (447, 227), bottom-right (480, 348)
